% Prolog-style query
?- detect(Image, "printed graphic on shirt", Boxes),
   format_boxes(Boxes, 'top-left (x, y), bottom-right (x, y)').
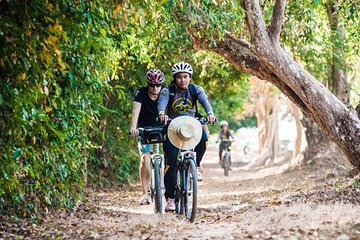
top-left (172, 98), bottom-right (193, 113)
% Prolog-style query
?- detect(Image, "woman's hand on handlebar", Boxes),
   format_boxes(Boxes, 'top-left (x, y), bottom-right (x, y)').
top-left (129, 128), bottom-right (139, 137)
top-left (159, 113), bottom-right (169, 125)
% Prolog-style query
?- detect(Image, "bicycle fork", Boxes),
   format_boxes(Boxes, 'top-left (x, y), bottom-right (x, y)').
top-left (151, 157), bottom-right (165, 191)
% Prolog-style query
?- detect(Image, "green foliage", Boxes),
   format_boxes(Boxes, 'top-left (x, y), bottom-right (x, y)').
top-left (352, 179), bottom-right (360, 189)
top-left (0, 0), bottom-right (126, 216)
top-left (282, 1), bottom-right (359, 87)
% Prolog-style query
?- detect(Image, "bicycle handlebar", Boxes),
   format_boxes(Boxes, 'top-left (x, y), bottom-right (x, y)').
top-left (129, 116), bottom-right (216, 136)
top-left (166, 116), bottom-right (217, 125)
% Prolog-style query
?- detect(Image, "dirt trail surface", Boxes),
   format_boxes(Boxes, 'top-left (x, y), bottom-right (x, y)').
top-left (1, 139), bottom-right (360, 239)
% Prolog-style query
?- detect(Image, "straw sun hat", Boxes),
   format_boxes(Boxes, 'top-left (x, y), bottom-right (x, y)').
top-left (167, 116), bottom-right (202, 150)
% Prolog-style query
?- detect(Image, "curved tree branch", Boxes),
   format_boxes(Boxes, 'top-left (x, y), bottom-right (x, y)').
top-left (211, 34), bottom-right (308, 114)
top-left (240, 0), bottom-right (268, 46)
top-left (269, 0), bottom-right (287, 43)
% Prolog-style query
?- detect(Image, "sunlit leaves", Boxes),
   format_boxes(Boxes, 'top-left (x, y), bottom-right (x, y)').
top-left (0, 0), bottom-right (125, 216)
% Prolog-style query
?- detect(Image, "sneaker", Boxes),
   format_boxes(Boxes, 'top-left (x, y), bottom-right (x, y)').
top-left (138, 194), bottom-right (151, 205)
top-left (165, 198), bottom-right (175, 212)
top-left (197, 167), bottom-right (203, 181)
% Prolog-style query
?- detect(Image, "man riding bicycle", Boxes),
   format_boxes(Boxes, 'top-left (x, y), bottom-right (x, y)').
top-left (217, 120), bottom-right (235, 167)
top-left (158, 61), bottom-right (216, 211)
top-left (129, 69), bottom-right (165, 205)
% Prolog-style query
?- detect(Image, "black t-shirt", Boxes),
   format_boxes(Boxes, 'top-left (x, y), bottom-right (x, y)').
top-left (134, 87), bottom-right (162, 127)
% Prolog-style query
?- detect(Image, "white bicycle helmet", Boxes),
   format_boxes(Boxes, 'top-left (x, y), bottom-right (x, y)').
top-left (220, 120), bottom-right (228, 127)
top-left (171, 61), bottom-right (193, 76)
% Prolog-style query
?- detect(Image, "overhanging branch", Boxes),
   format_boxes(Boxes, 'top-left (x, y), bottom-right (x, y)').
top-left (269, 0), bottom-right (286, 42)
top-left (240, 0), bottom-right (268, 45)
top-left (209, 33), bottom-right (309, 114)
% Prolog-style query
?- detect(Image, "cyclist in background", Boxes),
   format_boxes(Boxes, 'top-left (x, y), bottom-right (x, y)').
top-left (217, 120), bottom-right (235, 166)
top-left (158, 61), bottom-right (216, 211)
top-left (129, 69), bottom-right (165, 205)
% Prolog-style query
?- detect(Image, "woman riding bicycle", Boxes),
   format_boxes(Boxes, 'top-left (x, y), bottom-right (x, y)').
top-left (129, 69), bottom-right (165, 205)
top-left (158, 62), bottom-right (216, 211)
top-left (217, 120), bottom-right (235, 167)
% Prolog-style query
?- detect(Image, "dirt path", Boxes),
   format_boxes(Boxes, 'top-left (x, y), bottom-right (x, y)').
top-left (1, 141), bottom-right (360, 239)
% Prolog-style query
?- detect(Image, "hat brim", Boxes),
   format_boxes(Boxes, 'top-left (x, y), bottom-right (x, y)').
top-left (167, 116), bottom-right (202, 150)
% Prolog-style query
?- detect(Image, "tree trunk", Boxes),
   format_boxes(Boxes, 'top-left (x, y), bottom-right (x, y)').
top-left (248, 95), bottom-right (280, 167)
top-left (326, 1), bottom-right (349, 104)
top-left (301, 115), bottom-right (330, 162)
top-left (187, 0), bottom-right (360, 168)
top-left (291, 102), bottom-right (302, 159)
top-left (249, 77), bottom-right (273, 153)
top-left (267, 96), bottom-right (280, 161)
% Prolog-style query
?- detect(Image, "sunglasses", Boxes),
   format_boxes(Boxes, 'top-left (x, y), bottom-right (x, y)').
top-left (149, 84), bottom-right (162, 88)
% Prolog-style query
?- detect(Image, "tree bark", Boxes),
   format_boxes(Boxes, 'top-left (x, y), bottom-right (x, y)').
top-left (187, 0), bottom-right (360, 168)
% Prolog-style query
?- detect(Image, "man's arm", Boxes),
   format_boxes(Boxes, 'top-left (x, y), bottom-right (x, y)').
top-left (229, 130), bottom-right (235, 140)
top-left (157, 87), bottom-right (169, 114)
top-left (196, 86), bottom-right (213, 115)
top-left (158, 87), bottom-right (170, 124)
top-left (129, 101), bottom-right (141, 137)
top-left (195, 85), bottom-right (216, 123)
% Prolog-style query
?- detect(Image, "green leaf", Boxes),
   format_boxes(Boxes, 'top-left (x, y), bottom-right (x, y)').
top-left (99, 28), bottom-right (106, 37)
top-left (12, 148), bottom-right (22, 159)
top-left (1, 166), bottom-right (9, 179)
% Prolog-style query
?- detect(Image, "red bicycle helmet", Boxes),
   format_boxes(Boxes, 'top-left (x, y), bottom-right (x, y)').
top-left (146, 69), bottom-right (165, 84)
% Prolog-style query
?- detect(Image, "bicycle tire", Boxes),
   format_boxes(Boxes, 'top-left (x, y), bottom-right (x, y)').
top-left (184, 159), bottom-right (198, 222)
top-left (224, 152), bottom-right (230, 176)
top-left (175, 168), bottom-right (182, 214)
top-left (153, 161), bottom-right (162, 213)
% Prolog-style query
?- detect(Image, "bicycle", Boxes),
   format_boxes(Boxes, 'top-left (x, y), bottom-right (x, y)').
top-left (138, 126), bottom-right (165, 213)
top-left (220, 139), bottom-right (233, 176)
top-left (172, 118), bottom-right (210, 222)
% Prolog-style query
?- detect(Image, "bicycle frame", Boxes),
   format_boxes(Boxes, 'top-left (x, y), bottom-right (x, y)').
top-left (137, 127), bottom-right (165, 213)
top-left (177, 149), bottom-right (197, 189)
top-left (150, 143), bottom-right (165, 194)
top-left (222, 140), bottom-right (233, 177)
top-left (221, 140), bottom-right (232, 158)
top-left (174, 149), bottom-right (198, 222)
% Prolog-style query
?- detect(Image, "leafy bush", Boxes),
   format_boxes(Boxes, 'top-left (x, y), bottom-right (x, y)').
top-left (0, 0), bottom-right (122, 216)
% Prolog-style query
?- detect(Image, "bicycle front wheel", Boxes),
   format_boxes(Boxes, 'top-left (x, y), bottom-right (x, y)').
top-left (153, 161), bottom-right (163, 213)
top-left (223, 152), bottom-right (230, 176)
top-left (184, 159), bottom-right (198, 222)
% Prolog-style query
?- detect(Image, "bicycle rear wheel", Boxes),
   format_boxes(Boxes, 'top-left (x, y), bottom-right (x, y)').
top-left (153, 161), bottom-right (162, 213)
top-left (184, 159), bottom-right (198, 222)
top-left (223, 152), bottom-right (230, 176)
